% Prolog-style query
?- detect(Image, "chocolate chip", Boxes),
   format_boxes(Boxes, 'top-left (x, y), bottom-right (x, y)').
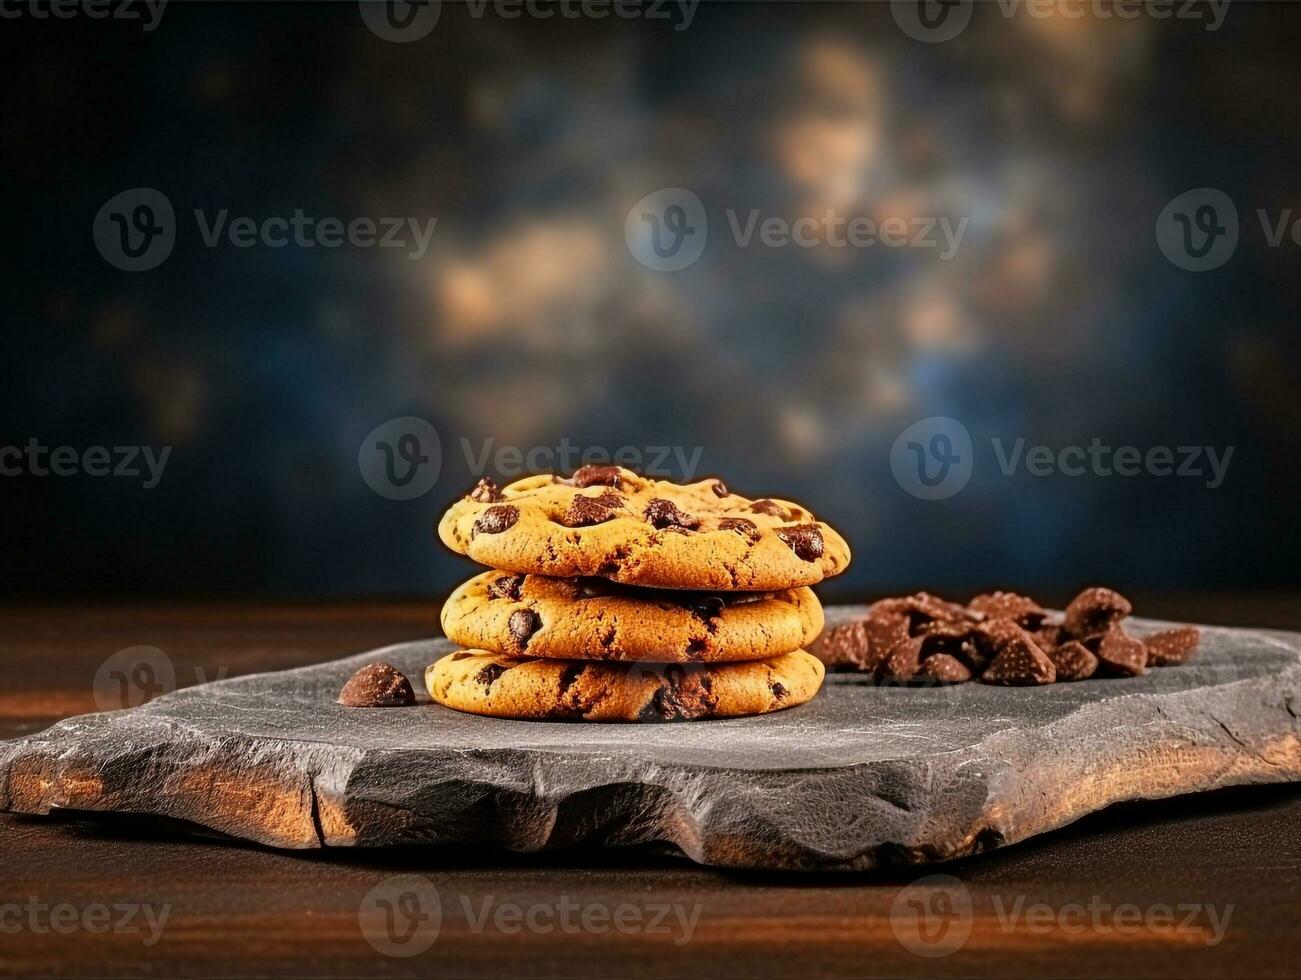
top-left (472, 504), bottom-right (519, 536)
top-left (980, 639), bottom-right (1056, 686)
top-left (337, 662), bottom-right (416, 707)
top-left (565, 464), bottom-right (623, 488)
top-left (467, 477), bottom-right (503, 503)
top-left (561, 490), bottom-right (624, 527)
top-left (475, 662), bottom-right (507, 689)
top-left (968, 591), bottom-right (1046, 628)
top-left (919, 653), bottom-right (972, 684)
top-left (1032, 624), bottom-right (1064, 655)
top-left (710, 479), bottom-right (729, 497)
top-left (558, 663), bottom-right (586, 697)
top-left (644, 498), bottom-right (700, 531)
top-left (749, 498), bottom-right (789, 519)
top-left (775, 524), bottom-right (823, 562)
top-left (863, 613), bottom-right (910, 673)
top-left (879, 636), bottom-right (925, 681)
top-left (770, 681), bottom-right (788, 699)
top-left (648, 665), bottom-right (689, 721)
top-left (717, 517), bottom-right (761, 543)
top-left (1063, 587), bottom-right (1133, 640)
top-left (1143, 626), bottom-right (1201, 666)
top-left (1048, 640), bottom-right (1098, 681)
top-left (682, 595), bottom-right (726, 623)
top-left (1096, 627), bottom-right (1147, 676)
top-left (508, 608), bottom-right (541, 651)
top-left (487, 573), bottom-right (525, 601)
top-left (868, 592), bottom-right (970, 625)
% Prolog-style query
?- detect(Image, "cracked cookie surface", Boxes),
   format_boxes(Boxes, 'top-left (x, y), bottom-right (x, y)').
top-left (425, 648), bottom-right (825, 721)
top-left (442, 570), bottom-right (824, 662)
top-left (437, 466), bottom-right (851, 590)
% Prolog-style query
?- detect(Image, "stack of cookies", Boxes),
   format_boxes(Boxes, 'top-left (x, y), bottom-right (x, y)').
top-left (427, 465), bottom-right (851, 722)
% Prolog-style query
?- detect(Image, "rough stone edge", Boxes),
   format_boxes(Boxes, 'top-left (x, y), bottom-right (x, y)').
top-left (2, 647), bottom-right (1299, 872)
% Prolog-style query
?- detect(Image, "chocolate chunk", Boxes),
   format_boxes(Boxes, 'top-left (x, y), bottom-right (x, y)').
top-left (566, 464), bottom-right (623, 488)
top-left (1096, 627), bottom-right (1147, 676)
top-left (1048, 640), bottom-right (1098, 682)
top-left (337, 662), bottom-right (416, 707)
top-left (919, 653), bottom-right (972, 684)
top-left (770, 681), bottom-right (788, 699)
top-left (717, 517), bottom-right (761, 543)
top-left (968, 591), bottom-right (1046, 628)
top-left (1144, 626), bottom-right (1201, 667)
top-left (472, 504), bottom-right (519, 536)
top-left (980, 639), bottom-right (1056, 686)
top-left (1063, 587), bottom-right (1133, 639)
top-left (974, 618), bottom-right (1037, 659)
top-left (868, 592), bottom-right (969, 625)
top-left (508, 608), bottom-right (542, 651)
top-left (775, 524), bottom-right (823, 562)
top-left (561, 490), bottom-right (624, 527)
top-left (1032, 624), bottom-right (1064, 655)
top-left (487, 573), bottom-right (526, 601)
top-left (467, 477), bottom-right (503, 503)
top-left (644, 498), bottom-right (700, 531)
top-left (749, 498), bottom-right (790, 519)
top-left (807, 608), bottom-right (872, 670)
top-left (475, 662), bottom-right (507, 689)
top-left (682, 594), bottom-right (726, 623)
top-left (879, 636), bottom-right (925, 681)
top-left (710, 479), bottom-right (729, 498)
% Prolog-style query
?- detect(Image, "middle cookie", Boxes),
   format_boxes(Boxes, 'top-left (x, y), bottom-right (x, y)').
top-left (442, 570), bottom-right (824, 663)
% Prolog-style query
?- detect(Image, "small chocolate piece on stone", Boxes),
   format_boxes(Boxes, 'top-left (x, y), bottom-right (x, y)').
top-left (981, 636), bottom-right (1056, 686)
top-left (1144, 626), bottom-right (1201, 666)
top-left (919, 653), bottom-right (972, 684)
top-left (1063, 587), bottom-right (1133, 640)
top-left (775, 524), bottom-right (824, 562)
top-left (1048, 640), bottom-right (1099, 682)
top-left (1096, 627), bottom-right (1147, 677)
top-left (644, 498), bottom-right (700, 531)
top-left (879, 637), bottom-right (925, 681)
top-left (338, 662), bottom-right (416, 707)
top-left (968, 591), bottom-right (1046, 628)
top-left (468, 477), bottom-right (503, 503)
top-left (473, 504), bottom-right (519, 536)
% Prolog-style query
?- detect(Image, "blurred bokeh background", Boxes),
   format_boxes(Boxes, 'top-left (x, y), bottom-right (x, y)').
top-left (3, 0), bottom-right (1299, 605)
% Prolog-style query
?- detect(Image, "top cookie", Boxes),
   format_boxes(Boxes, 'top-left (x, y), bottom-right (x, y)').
top-left (438, 465), bottom-right (851, 591)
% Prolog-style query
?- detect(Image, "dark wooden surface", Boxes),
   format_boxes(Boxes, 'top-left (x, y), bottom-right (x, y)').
top-left (2, 600), bottom-right (1299, 979)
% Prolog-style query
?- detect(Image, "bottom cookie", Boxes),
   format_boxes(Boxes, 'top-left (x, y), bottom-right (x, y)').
top-left (425, 649), bottom-right (825, 722)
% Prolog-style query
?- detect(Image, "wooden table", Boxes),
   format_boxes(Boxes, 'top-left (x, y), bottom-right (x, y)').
top-left (2, 601), bottom-right (1299, 978)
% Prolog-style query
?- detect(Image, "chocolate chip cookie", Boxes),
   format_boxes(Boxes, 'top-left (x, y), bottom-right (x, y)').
top-left (438, 466), bottom-right (851, 590)
top-left (425, 648), bottom-right (825, 721)
top-left (442, 571), bottom-right (824, 663)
